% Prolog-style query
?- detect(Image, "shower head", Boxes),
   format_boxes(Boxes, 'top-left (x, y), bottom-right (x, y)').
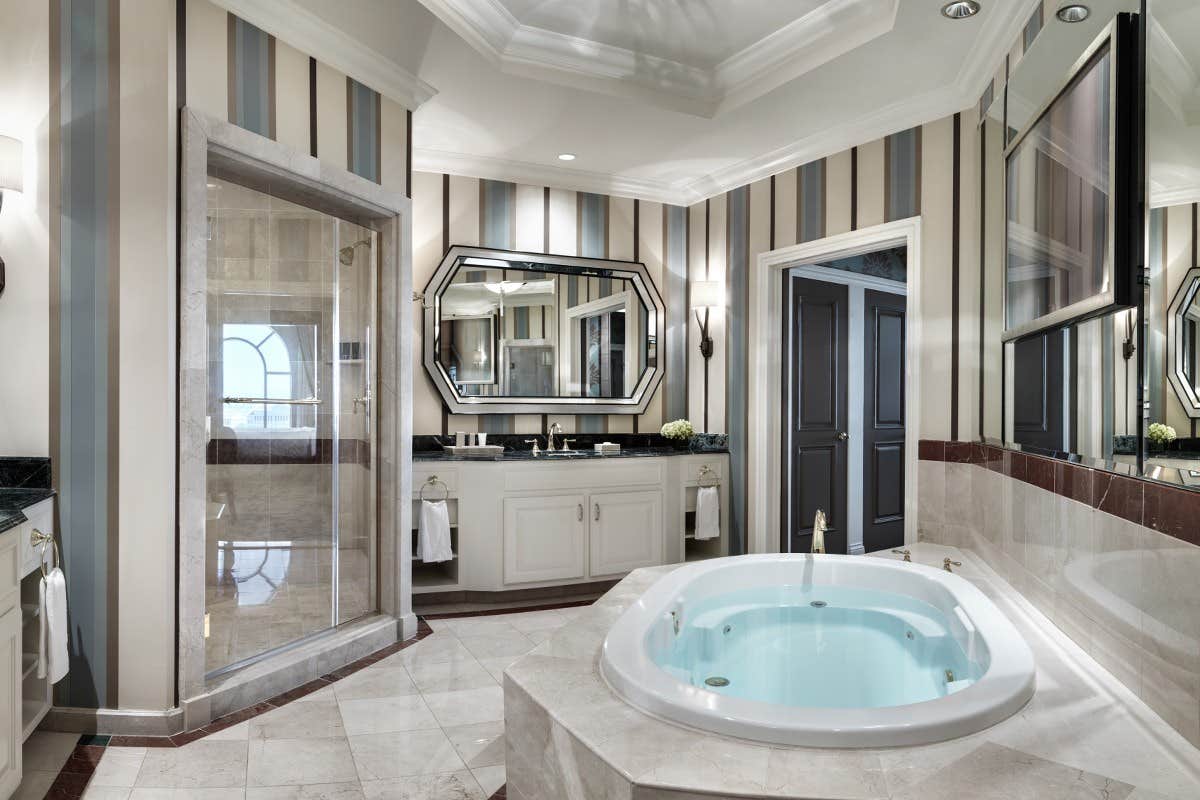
top-left (338, 238), bottom-right (372, 265)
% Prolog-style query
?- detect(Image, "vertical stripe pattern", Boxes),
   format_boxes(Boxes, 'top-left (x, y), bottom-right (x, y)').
top-left (797, 159), bottom-right (826, 243)
top-left (577, 192), bottom-right (609, 433)
top-left (726, 186), bottom-right (749, 556)
top-left (886, 127), bottom-right (922, 221)
top-left (664, 205), bottom-right (689, 423)
top-left (347, 77), bottom-right (380, 183)
top-left (228, 16), bottom-right (274, 138)
top-left (55, 0), bottom-right (118, 709)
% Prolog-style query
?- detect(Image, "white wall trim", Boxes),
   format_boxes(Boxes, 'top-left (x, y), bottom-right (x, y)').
top-left (210, 0), bottom-right (438, 110)
top-left (749, 218), bottom-right (922, 556)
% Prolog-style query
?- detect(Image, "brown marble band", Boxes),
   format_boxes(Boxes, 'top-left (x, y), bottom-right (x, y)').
top-left (919, 439), bottom-right (1200, 548)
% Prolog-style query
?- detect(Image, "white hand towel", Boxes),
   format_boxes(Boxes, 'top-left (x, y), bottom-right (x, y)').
top-left (38, 567), bottom-right (69, 684)
top-left (695, 486), bottom-right (721, 541)
top-left (418, 499), bottom-right (454, 563)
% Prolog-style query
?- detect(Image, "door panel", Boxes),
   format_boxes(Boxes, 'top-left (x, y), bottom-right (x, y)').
top-left (863, 290), bottom-right (906, 553)
top-left (785, 277), bottom-right (849, 554)
top-left (1014, 329), bottom-right (1066, 452)
top-left (589, 490), bottom-right (663, 577)
top-left (503, 495), bottom-right (587, 584)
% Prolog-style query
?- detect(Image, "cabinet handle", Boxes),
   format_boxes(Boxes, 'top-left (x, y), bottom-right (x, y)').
top-left (577, 503), bottom-right (583, 521)
top-left (594, 502), bottom-right (600, 522)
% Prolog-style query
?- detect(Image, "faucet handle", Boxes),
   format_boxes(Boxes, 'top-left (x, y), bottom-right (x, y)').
top-left (943, 557), bottom-right (962, 572)
top-left (562, 438), bottom-right (576, 451)
top-left (892, 549), bottom-right (912, 562)
top-left (524, 438), bottom-right (541, 455)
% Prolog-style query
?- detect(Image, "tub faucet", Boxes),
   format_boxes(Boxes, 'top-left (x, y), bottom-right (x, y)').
top-left (892, 549), bottom-right (912, 562)
top-left (811, 510), bottom-right (827, 554)
top-left (943, 557), bottom-right (962, 573)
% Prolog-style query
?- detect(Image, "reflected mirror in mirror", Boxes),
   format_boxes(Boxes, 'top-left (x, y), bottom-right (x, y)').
top-left (1146, 0), bottom-right (1200, 487)
top-left (423, 246), bottom-right (665, 415)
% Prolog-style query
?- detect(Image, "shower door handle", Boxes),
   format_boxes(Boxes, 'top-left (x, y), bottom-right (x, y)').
top-left (594, 503), bottom-right (600, 522)
top-left (577, 503), bottom-right (583, 521)
top-left (222, 397), bottom-right (321, 405)
top-left (352, 390), bottom-right (372, 413)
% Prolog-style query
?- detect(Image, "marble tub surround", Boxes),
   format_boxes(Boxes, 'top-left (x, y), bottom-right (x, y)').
top-left (504, 546), bottom-right (1200, 800)
top-left (0, 456), bottom-right (53, 533)
top-left (918, 440), bottom-right (1200, 749)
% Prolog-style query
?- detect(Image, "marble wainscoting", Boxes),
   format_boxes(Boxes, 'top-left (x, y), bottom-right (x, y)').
top-left (504, 548), bottom-right (1200, 799)
top-left (918, 440), bottom-right (1200, 750)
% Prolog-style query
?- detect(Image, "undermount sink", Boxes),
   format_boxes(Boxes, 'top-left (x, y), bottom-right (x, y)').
top-left (540, 450), bottom-right (597, 457)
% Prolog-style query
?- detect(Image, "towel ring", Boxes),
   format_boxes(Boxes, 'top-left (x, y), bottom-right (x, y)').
top-left (697, 465), bottom-right (720, 488)
top-left (419, 475), bottom-right (450, 502)
top-left (30, 528), bottom-right (59, 579)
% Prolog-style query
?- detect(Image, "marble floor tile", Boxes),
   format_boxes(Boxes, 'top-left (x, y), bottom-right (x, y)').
top-left (442, 720), bottom-right (506, 768)
top-left (360, 770), bottom-right (485, 799)
top-left (406, 656), bottom-right (496, 694)
top-left (337, 693), bottom-right (440, 736)
top-left (456, 631), bottom-right (536, 660)
top-left (15, 770), bottom-right (62, 800)
top-left (330, 666), bottom-right (419, 701)
top-left (23, 730), bottom-right (85, 772)
top-left (250, 700), bottom-right (346, 740)
top-left (91, 747), bottom-right (149, 787)
top-left (471, 764), bottom-right (506, 797)
top-left (127, 789), bottom-right (248, 798)
top-left (135, 741), bottom-right (250, 789)
top-left (423, 686), bottom-right (505, 728)
top-left (477, 655), bottom-right (523, 683)
top-left (246, 738), bottom-right (359, 787)
top-left (81, 788), bottom-right (135, 799)
top-left (765, 748), bottom-right (888, 799)
top-left (347, 729), bottom-right (467, 781)
top-left (395, 633), bottom-right (476, 669)
top-left (244, 782), bottom-right (365, 799)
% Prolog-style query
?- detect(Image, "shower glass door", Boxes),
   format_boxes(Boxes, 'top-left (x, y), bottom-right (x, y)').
top-left (204, 174), bottom-right (377, 677)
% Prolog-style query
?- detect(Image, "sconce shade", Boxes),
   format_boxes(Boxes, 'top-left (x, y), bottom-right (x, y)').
top-left (691, 280), bottom-right (724, 310)
top-left (0, 136), bottom-right (22, 194)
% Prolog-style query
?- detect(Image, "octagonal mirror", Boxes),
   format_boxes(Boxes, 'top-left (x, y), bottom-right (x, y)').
top-left (1167, 268), bottom-right (1200, 418)
top-left (423, 246), bottom-right (665, 415)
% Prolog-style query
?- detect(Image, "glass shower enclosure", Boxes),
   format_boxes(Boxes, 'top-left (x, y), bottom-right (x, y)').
top-left (203, 173), bottom-right (377, 677)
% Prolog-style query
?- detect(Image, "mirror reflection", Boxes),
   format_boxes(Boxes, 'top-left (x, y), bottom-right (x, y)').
top-left (1146, 0), bottom-right (1200, 485)
top-left (434, 255), bottom-right (656, 400)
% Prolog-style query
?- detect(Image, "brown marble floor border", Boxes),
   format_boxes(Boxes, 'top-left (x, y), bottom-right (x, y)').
top-left (421, 597), bottom-right (596, 621)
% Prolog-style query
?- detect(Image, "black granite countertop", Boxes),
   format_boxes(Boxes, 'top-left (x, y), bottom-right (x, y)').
top-left (412, 432), bottom-right (728, 462)
top-left (0, 457), bottom-right (54, 534)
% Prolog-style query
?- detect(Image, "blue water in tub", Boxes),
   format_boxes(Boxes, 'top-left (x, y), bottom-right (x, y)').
top-left (652, 584), bottom-right (985, 708)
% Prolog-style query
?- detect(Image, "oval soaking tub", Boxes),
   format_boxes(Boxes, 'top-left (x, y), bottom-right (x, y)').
top-left (600, 554), bottom-right (1035, 748)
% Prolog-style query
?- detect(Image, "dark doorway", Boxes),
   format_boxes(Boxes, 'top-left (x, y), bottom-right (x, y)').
top-left (783, 276), bottom-right (849, 555)
top-left (862, 290), bottom-right (907, 553)
top-left (1013, 329), bottom-right (1066, 452)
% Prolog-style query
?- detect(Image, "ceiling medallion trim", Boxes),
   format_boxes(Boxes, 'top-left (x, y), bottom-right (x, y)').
top-left (419, 0), bottom-right (900, 118)
top-left (212, 0), bottom-right (438, 110)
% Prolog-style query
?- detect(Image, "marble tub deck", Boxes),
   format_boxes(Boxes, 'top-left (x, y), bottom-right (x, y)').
top-left (503, 543), bottom-right (1200, 800)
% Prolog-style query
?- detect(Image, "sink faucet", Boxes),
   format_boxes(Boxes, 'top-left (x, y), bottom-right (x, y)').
top-left (811, 509), bottom-right (827, 554)
top-left (548, 422), bottom-right (564, 452)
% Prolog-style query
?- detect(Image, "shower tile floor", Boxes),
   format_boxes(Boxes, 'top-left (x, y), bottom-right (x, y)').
top-left (70, 606), bottom-right (578, 798)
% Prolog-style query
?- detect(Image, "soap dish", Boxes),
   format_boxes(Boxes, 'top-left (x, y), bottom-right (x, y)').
top-left (594, 442), bottom-right (620, 455)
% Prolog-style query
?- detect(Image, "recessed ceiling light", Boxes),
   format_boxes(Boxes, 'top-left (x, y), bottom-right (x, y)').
top-left (941, 1), bottom-right (980, 19)
top-left (557, 153), bottom-right (576, 161)
top-left (1056, 4), bottom-right (1090, 23)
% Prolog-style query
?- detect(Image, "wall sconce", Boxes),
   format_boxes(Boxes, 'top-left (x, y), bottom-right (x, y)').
top-left (0, 135), bottom-right (24, 299)
top-left (690, 280), bottom-right (724, 431)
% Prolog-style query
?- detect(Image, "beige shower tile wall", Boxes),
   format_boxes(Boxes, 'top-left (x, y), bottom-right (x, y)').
top-left (919, 458), bottom-right (1200, 748)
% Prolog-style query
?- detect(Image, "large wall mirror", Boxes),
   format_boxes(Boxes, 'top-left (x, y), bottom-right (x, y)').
top-left (423, 246), bottom-right (665, 415)
top-left (1145, 0), bottom-right (1200, 486)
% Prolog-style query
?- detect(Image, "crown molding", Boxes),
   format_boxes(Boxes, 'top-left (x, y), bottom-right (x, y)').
top-left (211, 0), bottom-right (438, 110)
top-left (418, 0), bottom-right (898, 118)
top-left (952, 0), bottom-right (1043, 107)
top-left (412, 148), bottom-right (703, 206)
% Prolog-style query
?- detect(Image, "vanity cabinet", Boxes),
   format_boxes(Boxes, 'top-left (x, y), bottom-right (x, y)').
top-left (588, 491), bottom-right (663, 578)
top-left (503, 494), bottom-right (588, 583)
top-left (413, 453), bottom-right (726, 598)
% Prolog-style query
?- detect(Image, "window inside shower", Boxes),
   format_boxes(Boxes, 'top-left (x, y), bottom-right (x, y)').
top-left (203, 173), bottom-right (378, 678)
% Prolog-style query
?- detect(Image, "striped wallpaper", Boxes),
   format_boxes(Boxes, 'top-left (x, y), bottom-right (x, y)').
top-left (1149, 203), bottom-right (1200, 438)
top-left (414, 117), bottom-right (977, 557)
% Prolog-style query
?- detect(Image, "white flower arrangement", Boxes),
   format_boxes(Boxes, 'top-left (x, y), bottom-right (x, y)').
top-left (1148, 422), bottom-right (1178, 448)
top-left (660, 419), bottom-right (695, 441)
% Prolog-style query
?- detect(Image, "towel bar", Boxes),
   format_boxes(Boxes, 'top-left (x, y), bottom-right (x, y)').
top-left (697, 465), bottom-right (720, 488)
top-left (30, 528), bottom-right (59, 579)
top-left (419, 475), bottom-right (450, 502)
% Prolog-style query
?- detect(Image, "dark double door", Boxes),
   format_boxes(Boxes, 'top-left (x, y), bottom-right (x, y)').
top-left (784, 275), bottom-right (906, 555)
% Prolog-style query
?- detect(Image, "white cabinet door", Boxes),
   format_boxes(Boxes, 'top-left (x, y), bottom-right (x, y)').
top-left (503, 494), bottom-right (587, 584)
top-left (589, 490), bottom-right (663, 578)
top-left (0, 604), bottom-right (20, 798)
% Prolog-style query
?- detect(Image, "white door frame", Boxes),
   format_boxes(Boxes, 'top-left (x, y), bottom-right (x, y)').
top-left (749, 218), bottom-right (922, 555)
top-left (782, 265), bottom-right (906, 555)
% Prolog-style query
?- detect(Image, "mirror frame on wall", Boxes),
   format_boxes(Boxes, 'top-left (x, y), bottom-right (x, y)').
top-left (422, 245), bottom-right (666, 415)
top-left (1165, 268), bottom-right (1200, 418)
top-left (1000, 14), bottom-right (1142, 343)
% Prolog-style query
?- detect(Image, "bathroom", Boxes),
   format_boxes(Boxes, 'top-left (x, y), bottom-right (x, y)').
top-left (0, 0), bottom-right (1199, 797)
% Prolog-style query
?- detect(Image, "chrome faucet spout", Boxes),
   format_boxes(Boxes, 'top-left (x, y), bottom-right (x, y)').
top-left (548, 422), bottom-right (563, 451)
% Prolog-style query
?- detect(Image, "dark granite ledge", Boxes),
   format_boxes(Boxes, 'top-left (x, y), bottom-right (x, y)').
top-left (414, 432), bottom-right (727, 460)
top-left (0, 456), bottom-right (51, 490)
top-left (0, 487), bottom-right (56, 534)
top-left (414, 446), bottom-right (726, 462)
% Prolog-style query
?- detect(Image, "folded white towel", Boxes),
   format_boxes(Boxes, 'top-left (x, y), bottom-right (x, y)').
top-left (38, 567), bottom-right (69, 684)
top-left (695, 486), bottom-right (721, 541)
top-left (418, 499), bottom-right (454, 563)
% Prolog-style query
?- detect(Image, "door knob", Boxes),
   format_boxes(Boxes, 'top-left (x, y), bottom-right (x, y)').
top-left (836, 431), bottom-right (849, 441)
